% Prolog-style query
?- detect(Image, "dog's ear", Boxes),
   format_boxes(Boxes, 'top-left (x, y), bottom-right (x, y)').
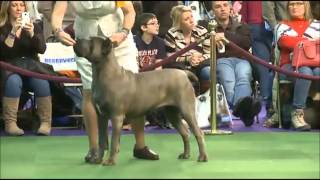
top-left (102, 38), bottom-right (113, 56)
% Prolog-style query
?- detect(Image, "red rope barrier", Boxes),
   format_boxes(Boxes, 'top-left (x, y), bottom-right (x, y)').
top-left (139, 34), bottom-right (210, 72)
top-left (141, 36), bottom-right (320, 81)
top-left (0, 34), bottom-right (319, 82)
top-left (0, 61), bottom-right (81, 83)
top-left (227, 41), bottom-right (320, 81)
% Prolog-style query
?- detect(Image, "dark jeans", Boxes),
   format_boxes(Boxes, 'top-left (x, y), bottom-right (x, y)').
top-left (249, 23), bottom-right (274, 108)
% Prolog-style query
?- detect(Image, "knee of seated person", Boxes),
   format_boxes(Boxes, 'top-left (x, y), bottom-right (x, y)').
top-left (31, 79), bottom-right (51, 97)
top-left (298, 66), bottom-right (314, 75)
top-left (199, 66), bottom-right (211, 81)
top-left (5, 74), bottom-right (22, 86)
top-left (237, 64), bottom-right (252, 76)
top-left (4, 74), bottom-right (22, 96)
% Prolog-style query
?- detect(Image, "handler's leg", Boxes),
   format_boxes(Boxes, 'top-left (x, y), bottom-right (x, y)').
top-left (76, 57), bottom-right (100, 163)
top-left (131, 118), bottom-right (159, 160)
top-left (82, 90), bottom-right (98, 151)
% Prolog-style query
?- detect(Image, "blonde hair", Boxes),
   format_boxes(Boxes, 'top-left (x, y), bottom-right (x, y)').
top-left (287, 1), bottom-right (313, 21)
top-left (170, 5), bottom-right (192, 29)
top-left (0, 1), bottom-right (28, 27)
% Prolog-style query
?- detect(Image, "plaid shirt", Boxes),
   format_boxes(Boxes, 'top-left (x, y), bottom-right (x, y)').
top-left (164, 25), bottom-right (210, 63)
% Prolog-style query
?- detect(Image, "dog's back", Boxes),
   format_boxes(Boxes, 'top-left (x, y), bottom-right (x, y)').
top-left (122, 69), bottom-right (196, 118)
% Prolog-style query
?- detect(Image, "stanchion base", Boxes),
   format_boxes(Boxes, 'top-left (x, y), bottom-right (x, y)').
top-left (203, 129), bottom-right (233, 135)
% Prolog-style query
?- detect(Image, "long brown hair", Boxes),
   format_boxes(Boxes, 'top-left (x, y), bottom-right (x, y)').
top-left (0, 1), bottom-right (28, 27)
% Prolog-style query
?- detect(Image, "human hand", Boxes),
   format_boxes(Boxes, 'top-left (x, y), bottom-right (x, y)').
top-left (56, 30), bottom-right (76, 46)
top-left (155, 59), bottom-right (162, 70)
top-left (215, 32), bottom-right (226, 50)
top-left (190, 52), bottom-right (203, 66)
top-left (23, 21), bottom-right (34, 37)
top-left (13, 17), bottom-right (23, 32)
top-left (110, 32), bottom-right (127, 47)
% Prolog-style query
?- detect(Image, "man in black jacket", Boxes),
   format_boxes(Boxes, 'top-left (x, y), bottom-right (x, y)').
top-left (202, 1), bottom-right (261, 127)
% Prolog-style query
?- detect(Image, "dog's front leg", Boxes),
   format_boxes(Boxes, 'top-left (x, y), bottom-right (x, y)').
top-left (84, 111), bottom-right (106, 164)
top-left (102, 115), bottom-right (124, 166)
top-left (98, 114), bottom-right (109, 163)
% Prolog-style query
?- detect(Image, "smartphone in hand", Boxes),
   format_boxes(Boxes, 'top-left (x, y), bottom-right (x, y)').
top-left (21, 12), bottom-right (30, 28)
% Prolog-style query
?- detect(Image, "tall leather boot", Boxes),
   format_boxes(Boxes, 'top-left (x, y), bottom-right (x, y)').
top-left (36, 96), bottom-right (52, 135)
top-left (2, 97), bottom-right (24, 136)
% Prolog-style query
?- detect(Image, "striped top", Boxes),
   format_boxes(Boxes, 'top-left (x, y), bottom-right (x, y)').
top-left (275, 19), bottom-right (320, 66)
top-left (164, 25), bottom-right (210, 63)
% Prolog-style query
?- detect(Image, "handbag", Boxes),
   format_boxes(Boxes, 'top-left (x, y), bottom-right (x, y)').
top-left (292, 39), bottom-right (320, 70)
top-left (195, 84), bottom-right (232, 128)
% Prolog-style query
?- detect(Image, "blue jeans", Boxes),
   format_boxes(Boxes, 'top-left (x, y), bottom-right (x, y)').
top-left (199, 65), bottom-right (211, 81)
top-left (216, 57), bottom-right (253, 107)
top-left (4, 74), bottom-right (51, 97)
top-left (280, 64), bottom-right (320, 109)
top-left (64, 86), bottom-right (82, 111)
top-left (249, 23), bottom-right (274, 108)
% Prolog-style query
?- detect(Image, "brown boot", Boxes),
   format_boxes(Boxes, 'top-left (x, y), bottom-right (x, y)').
top-left (36, 96), bottom-right (52, 135)
top-left (2, 97), bottom-right (24, 136)
top-left (291, 109), bottom-right (311, 131)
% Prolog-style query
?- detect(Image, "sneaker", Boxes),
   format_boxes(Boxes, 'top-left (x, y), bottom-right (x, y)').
top-left (263, 113), bottom-right (279, 128)
top-left (291, 109), bottom-right (311, 131)
top-left (133, 145), bottom-right (159, 160)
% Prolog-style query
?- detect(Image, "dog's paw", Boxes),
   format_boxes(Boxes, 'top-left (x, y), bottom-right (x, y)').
top-left (197, 154), bottom-right (208, 162)
top-left (178, 153), bottom-right (190, 159)
top-left (84, 149), bottom-right (103, 164)
top-left (102, 159), bottom-right (116, 166)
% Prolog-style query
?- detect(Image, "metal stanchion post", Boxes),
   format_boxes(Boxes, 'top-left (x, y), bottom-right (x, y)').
top-left (204, 20), bottom-right (232, 135)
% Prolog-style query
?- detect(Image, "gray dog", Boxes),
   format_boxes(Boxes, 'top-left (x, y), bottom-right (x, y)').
top-left (73, 37), bottom-right (208, 166)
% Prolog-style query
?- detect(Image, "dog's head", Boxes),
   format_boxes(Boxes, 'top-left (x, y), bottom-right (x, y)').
top-left (73, 37), bottom-right (113, 63)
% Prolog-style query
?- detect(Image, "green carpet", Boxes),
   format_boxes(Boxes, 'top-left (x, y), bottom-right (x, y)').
top-left (1, 132), bottom-right (319, 179)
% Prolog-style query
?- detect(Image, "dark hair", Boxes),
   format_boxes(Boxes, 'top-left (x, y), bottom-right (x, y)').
top-left (136, 13), bottom-right (157, 35)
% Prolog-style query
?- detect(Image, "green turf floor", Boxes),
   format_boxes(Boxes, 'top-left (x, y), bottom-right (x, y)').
top-left (0, 132), bottom-right (319, 179)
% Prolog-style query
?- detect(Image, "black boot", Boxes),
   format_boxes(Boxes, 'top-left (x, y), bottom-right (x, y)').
top-left (233, 96), bottom-right (261, 127)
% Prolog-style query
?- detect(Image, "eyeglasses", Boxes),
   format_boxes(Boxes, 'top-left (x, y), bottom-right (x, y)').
top-left (288, 2), bottom-right (304, 7)
top-left (146, 22), bottom-right (160, 26)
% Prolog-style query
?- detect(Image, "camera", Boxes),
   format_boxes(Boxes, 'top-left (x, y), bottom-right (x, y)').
top-left (21, 12), bottom-right (30, 28)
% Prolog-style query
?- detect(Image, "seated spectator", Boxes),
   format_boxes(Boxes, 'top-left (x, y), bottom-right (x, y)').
top-left (240, 1), bottom-right (274, 119)
top-left (142, 1), bottom-right (183, 39)
top-left (205, 1), bottom-right (260, 127)
top-left (134, 13), bottom-right (167, 70)
top-left (0, 1), bottom-right (52, 136)
top-left (134, 13), bottom-right (169, 128)
top-left (270, 1), bottom-right (320, 131)
top-left (164, 5), bottom-right (211, 86)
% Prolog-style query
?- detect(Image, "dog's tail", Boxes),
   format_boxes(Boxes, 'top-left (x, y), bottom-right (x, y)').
top-left (184, 70), bottom-right (199, 83)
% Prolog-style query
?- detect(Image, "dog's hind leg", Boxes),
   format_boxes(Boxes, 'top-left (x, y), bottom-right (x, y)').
top-left (180, 105), bottom-right (208, 162)
top-left (102, 114), bottom-right (124, 166)
top-left (164, 107), bottom-right (191, 159)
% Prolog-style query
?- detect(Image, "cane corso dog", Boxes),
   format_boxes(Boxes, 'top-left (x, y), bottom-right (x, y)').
top-left (73, 37), bottom-right (208, 166)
